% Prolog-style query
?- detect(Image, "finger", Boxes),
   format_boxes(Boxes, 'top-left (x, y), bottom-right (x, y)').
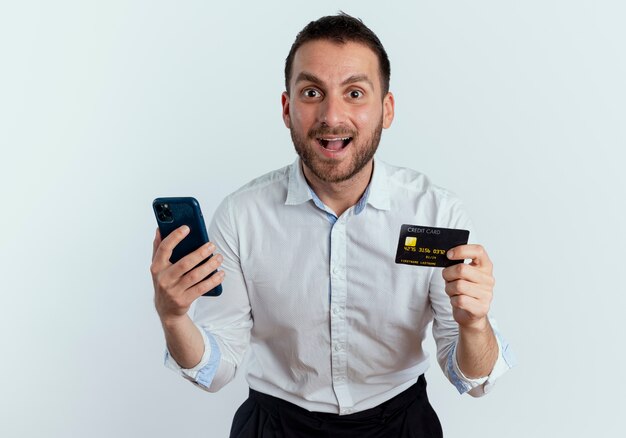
top-left (152, 228), bottom-right (162, 261)
top-left (450, 294), bottom-right (490, 318)
top-left (444, 279), bottom-right (493, 301)
top-left (186, 270), bottom-right (225, 299)
top-left (152, 225), bottom-right (190, 271)
top-left (177, 252), bottom-right (224, 292)
top-left (442, 262), bottom-right (495, 287)
top-left (167, 241), bottom-right (217, 280)
top-left (447, 244), bottom-right (492, 270)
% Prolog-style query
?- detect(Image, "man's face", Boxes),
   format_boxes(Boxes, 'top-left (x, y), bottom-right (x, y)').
top-left (282, 40), bottom-right (394, 183)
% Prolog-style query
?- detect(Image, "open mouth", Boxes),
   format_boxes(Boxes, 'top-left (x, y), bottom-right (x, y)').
top-left (317, 136), bottom-right (353, 151)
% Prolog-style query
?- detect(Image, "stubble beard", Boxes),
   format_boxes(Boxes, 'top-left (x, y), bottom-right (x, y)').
top-left (290, 119), bottom-right (383, 184)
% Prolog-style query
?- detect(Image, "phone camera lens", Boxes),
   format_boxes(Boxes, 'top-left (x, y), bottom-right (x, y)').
top-left (156, 203), bottom-right (174, 223)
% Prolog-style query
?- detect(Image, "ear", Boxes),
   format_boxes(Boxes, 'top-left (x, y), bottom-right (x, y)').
top-left (281, 92), bottom-right (291, 128)
top-left (382, 91), bottom-right (395, 129)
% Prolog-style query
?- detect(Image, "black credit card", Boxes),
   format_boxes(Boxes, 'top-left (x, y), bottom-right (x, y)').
top-left (395, 224), bottom-right (470, 268)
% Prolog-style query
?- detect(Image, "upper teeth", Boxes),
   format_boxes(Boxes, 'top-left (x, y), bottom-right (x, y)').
top-left (321, 137), bottom-right (350, 141)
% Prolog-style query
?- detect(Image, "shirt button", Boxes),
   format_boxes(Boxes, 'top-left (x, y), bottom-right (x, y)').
top-left (332, 265), bottom-right (341, 275)
top-left (484, 381), bottom-right (493, 394)
top-left (332, 306), bottom-right (341, 315)
top-left (334, 343), bottom-right (343, 352)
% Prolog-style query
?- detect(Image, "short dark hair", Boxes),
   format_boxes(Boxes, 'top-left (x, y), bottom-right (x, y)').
top-left (284, 12), bottom-right (391, 97)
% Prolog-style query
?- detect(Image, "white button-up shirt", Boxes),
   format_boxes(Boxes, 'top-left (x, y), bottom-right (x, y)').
top-left (165, 157), bottom-right (516, 414)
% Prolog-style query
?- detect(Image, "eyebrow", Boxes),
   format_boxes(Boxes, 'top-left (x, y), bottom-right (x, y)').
top-left (294, 71), bottom-right (375, 89)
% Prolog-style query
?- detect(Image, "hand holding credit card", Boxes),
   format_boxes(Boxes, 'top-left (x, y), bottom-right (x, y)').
top-left (395, 224), bottom-right (469, 268)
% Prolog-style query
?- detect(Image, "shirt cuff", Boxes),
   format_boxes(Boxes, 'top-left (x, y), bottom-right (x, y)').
top-left (163, 323), bottom-right (222, 389)
top-left (447, 328), bottom-right (517, 396)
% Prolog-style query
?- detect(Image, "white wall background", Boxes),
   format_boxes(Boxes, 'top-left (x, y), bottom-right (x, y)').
top-left (1, 1), bottom-right (625, 437)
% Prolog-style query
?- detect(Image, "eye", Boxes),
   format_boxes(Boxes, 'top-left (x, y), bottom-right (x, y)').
top-left (348, 89), bottom-right (363, 99)
top-left (302, 88), bottom-right (322, 98)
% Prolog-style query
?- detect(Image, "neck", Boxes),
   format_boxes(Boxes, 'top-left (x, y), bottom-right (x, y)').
top-left (302, 160), bottom-right (374, 217)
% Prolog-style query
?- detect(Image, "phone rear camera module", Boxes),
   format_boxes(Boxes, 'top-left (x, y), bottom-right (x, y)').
top-left (156, 203), bottom-right (174, 223)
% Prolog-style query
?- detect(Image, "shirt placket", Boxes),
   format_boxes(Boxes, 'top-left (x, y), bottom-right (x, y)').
top-left (329, 215), bottom-right (354, 414)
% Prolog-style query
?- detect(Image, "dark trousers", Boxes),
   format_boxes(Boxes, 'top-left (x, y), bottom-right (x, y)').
top-left (230, 375), bottom-right (443, 438)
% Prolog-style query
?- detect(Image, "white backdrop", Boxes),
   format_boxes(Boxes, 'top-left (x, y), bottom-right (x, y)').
top-left (1, 1), bottom-right (625, 437)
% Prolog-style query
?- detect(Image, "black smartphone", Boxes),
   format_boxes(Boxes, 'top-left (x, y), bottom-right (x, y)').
top-left (152, 197), bottom-right (222, 297)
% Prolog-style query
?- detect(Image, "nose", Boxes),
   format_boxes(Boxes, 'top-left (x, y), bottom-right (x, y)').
top-left (318, 93), bottom-right (346, 127)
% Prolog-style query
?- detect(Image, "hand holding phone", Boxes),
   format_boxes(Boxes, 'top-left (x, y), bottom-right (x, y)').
top-left (150, 197), bottom-right (224, 324)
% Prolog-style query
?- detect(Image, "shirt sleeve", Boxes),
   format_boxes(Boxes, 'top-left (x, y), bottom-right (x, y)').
top-left (163, 195), bottom-right (253, 392)
top-left (429, 192), bottom-right (516, 397)
top-left (163, 322), bottom-right (222, 389)
top-left (448, 321), bottom-right (517, 396)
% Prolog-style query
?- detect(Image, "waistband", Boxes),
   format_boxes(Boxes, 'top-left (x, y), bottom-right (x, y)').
top-left (249, 374), bottom-right (427, 422)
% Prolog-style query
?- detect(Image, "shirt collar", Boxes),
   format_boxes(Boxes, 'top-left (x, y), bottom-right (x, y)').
top-left (285, 157), bottom-right (312, 205)
top-left (365, 158), bottom-right (391, 211)
top-left (284, 157), bottom-right (391, 212)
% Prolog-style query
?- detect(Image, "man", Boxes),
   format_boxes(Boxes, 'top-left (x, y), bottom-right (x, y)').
top-left (151, 13), bottom-right (515, 437)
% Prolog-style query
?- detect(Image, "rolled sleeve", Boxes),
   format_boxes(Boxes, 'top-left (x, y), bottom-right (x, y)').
top-left (164, 323), bottom-right (222, 390)
top-left (447, 325), bottom-right (517, 396)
